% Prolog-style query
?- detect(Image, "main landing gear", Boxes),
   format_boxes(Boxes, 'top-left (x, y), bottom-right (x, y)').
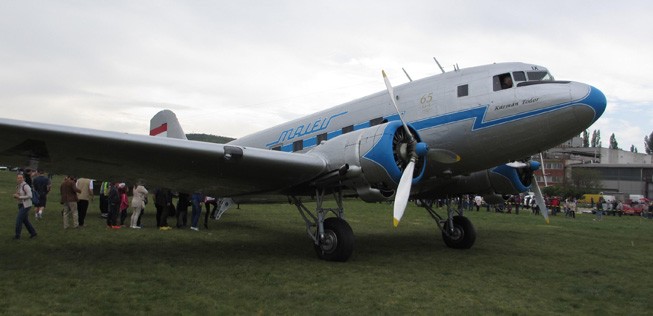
top-left (418, 198), bottom-right (476, 249)
top-left (291, 190), bottom-right (354, 262)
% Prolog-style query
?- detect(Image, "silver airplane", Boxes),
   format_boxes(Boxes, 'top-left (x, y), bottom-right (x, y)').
top-left (0, 62), bottom-right (606, 261)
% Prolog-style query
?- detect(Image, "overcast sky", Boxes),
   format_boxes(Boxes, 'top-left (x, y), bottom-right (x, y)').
top-left (1, 1), bottom-right (651, 151)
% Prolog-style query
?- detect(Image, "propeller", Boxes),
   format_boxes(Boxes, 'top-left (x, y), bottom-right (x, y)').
top-left (531, 174), bottom-right (550, 224)
top-left (382, 70), bottom-right (415, 143)
top-left (382, 70), bottom-right (421, 227)
top-left (506, 161), bottom-right (549, 224)
top-left (393, 155), bottom-right (416, 227)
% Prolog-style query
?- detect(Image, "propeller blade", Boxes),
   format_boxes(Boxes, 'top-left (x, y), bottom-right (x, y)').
top-left (382, 70), bottom-right (414, 142)
top-left (531, 174), bottom-right (550, 224)
top-left (506, 161), bottom-right (529, 168)
top-left (393, 159), bottom-right (416, 227)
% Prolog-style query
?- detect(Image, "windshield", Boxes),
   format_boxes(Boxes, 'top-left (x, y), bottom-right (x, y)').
top-left (527, 71), bottom-right (555, 81)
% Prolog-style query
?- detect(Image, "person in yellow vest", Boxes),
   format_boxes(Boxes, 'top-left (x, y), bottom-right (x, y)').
top-left (99, 181), bottom-right (110, 218)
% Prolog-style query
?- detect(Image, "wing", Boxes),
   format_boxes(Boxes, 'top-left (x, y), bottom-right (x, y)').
top-left (0, 118), bottom-right (327, 196)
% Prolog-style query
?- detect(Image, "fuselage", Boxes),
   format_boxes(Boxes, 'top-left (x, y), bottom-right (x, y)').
top-left (231, 62), bottom-right (606, 179)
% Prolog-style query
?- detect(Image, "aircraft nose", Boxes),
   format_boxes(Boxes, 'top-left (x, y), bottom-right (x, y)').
top-left (582, 85), bottom-right (607, 123)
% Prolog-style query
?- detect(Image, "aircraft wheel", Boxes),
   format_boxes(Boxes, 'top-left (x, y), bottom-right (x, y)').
top-left (442, 215), bottom-right (476, 249)
top-left (314, 217), bottom-right (354, 262)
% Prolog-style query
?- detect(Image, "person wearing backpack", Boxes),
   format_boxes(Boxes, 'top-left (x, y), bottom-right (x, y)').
top-left (13, 173), bottom-right (37, 239)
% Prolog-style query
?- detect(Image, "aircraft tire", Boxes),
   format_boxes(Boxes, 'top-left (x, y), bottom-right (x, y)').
top-left (314, 217), bottom-right (354, 262)
top-left (442, 215), bottom-right (476, 249)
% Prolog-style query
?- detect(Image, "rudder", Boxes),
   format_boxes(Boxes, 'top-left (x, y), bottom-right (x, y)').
top-left (150, 109), bottom-right (187, 140)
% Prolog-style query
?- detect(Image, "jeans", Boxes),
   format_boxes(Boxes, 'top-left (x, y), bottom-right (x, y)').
top-left (15, 204), bottom-right (37, 238)
top-left (596, 209), bottom-right (603, 220)
top-left (191, 200), bottom-right (201, 228)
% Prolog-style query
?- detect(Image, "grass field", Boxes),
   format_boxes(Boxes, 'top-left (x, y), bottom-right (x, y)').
top-left (1, 171), bottom-right (653, 315)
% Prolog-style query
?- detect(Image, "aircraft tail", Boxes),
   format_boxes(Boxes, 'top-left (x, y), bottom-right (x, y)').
top-left (149, 109), bottom-right (187, 140)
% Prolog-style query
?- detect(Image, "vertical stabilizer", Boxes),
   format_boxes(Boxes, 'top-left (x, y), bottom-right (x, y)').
top-left (149, 109), bottom-right (187, 140)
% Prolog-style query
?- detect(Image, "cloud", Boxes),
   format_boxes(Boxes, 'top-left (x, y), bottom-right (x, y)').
top-left (0, 0), bottom-right (651, 148)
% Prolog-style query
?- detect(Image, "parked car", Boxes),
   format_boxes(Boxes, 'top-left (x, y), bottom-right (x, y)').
top-left (622, 198), bottom-right (650, 216)
top-left (0, 166), bottom-right (7, 171)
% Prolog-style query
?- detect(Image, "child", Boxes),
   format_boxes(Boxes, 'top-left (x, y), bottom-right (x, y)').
top-left (118, 183), bottom-right (129, 226)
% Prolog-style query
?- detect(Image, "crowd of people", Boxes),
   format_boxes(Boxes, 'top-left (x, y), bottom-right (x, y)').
top-left (12, 169), bottom-right (223, 239)
top-left (13, 169), bottom-right (649, 240)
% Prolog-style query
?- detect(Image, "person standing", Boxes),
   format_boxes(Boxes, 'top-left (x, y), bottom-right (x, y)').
top-left (204, 196), bottom-right (218, 228)
top-left (60, 175), bottom-right (81, 229)
top-left (190, 192), bottom-right (204, 231)
top-left (99, 181), bottom-right (110, 218)
top-left (13, 173), bottom-right (37, 239)
top-left (474, 195), bottom-right (482, 212)
top-left (130, 184), bottom-right (148, 229)
top-left (154, 188), bottom-right (173, 230)
top-left (76, 177), bottom-right (93, 227)
top-left (106, 183), bottom-right (121, 228)
top-left (595, 197), bottom-right (604, 221)
top-left (176, 192), bottom-right (190, 228)
top-left (31, 169), bottom-right (51, 220)
top-left (118, 184), bottom-right (129, 226)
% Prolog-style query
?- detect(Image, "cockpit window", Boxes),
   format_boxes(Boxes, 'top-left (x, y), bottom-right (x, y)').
top-left (527, 71), bottom-right (554, 81)
top-left (493, 73), bottom-right (513, 91)
top-left (512, 71), bottom-right (526, 82)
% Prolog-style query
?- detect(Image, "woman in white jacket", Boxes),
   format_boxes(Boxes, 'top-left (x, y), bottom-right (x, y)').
top-left (130, 184), bottom-right (148, 228)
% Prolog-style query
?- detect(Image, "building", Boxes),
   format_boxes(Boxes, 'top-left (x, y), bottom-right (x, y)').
top-left (533, 136), bottom-right (653, 198)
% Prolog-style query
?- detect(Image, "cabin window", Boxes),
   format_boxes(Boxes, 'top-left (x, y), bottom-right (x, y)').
top-left (493, 73), bottom-right (513, 91)
top-left (342, 125), bottom-right (354, 134)
top-left (457, 84), bottom-right (469, 97)
top-left (369, 117), bottom-right (384, 126)
top-left (512, 71), bottom-right (526, 82)
top-left (271, 146), bottom-right (281, 151)
top-left (292, 140), bottom-right (303, 152)
top-left (316, 133), bottom-right (327, 145)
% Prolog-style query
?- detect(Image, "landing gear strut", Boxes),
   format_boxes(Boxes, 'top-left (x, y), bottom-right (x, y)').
top-left (292, 189), bottom-right (354, 262)
top-left (419, 197), bottom-right (476, 249)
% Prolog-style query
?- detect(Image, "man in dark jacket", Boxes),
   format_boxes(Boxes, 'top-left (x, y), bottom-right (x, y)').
top-left (60, 175), bottom-right (81, 229)
top-left (107, 182), bottom-right (120, 228)
top-left (155, 188), bottom-right (173, 230)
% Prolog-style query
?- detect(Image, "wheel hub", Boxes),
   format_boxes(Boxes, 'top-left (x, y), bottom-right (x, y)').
top-left (320, 230), bottom-right (338, 254)
top-left (447, 226), bottom-right (464, 241)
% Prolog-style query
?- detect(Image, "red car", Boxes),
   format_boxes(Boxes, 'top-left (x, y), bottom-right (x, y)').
top-left (622, 198), bottom-right (650, 216)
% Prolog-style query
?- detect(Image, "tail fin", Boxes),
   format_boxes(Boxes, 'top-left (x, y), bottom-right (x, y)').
top-left (149, 109), bottom-right (187, 140)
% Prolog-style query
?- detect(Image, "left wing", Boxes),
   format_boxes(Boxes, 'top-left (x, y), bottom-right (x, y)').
top-left (0, 118), bottom-right (328, 196)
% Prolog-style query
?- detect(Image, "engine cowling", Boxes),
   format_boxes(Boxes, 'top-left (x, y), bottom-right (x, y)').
top-left (438, 161), bottom-right (540, 196)
top-left (308, 121), bottom-right (428, 202)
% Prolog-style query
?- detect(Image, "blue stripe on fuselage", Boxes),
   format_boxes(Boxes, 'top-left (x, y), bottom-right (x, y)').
top-left (278, 87), bottom-right (595, 152)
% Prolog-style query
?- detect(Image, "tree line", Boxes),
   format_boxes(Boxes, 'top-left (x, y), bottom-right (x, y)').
top-left (582, 129), bottom-right (653, 153)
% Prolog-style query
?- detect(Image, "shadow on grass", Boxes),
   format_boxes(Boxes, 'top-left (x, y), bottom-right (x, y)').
top-left (5, 219), bottom-right (519, 267)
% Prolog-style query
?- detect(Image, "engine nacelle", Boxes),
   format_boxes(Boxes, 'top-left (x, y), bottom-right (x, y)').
top-left (308, 121), bottom-right (428, 202)
top-left (439, 161), bottom-right (540, 196)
